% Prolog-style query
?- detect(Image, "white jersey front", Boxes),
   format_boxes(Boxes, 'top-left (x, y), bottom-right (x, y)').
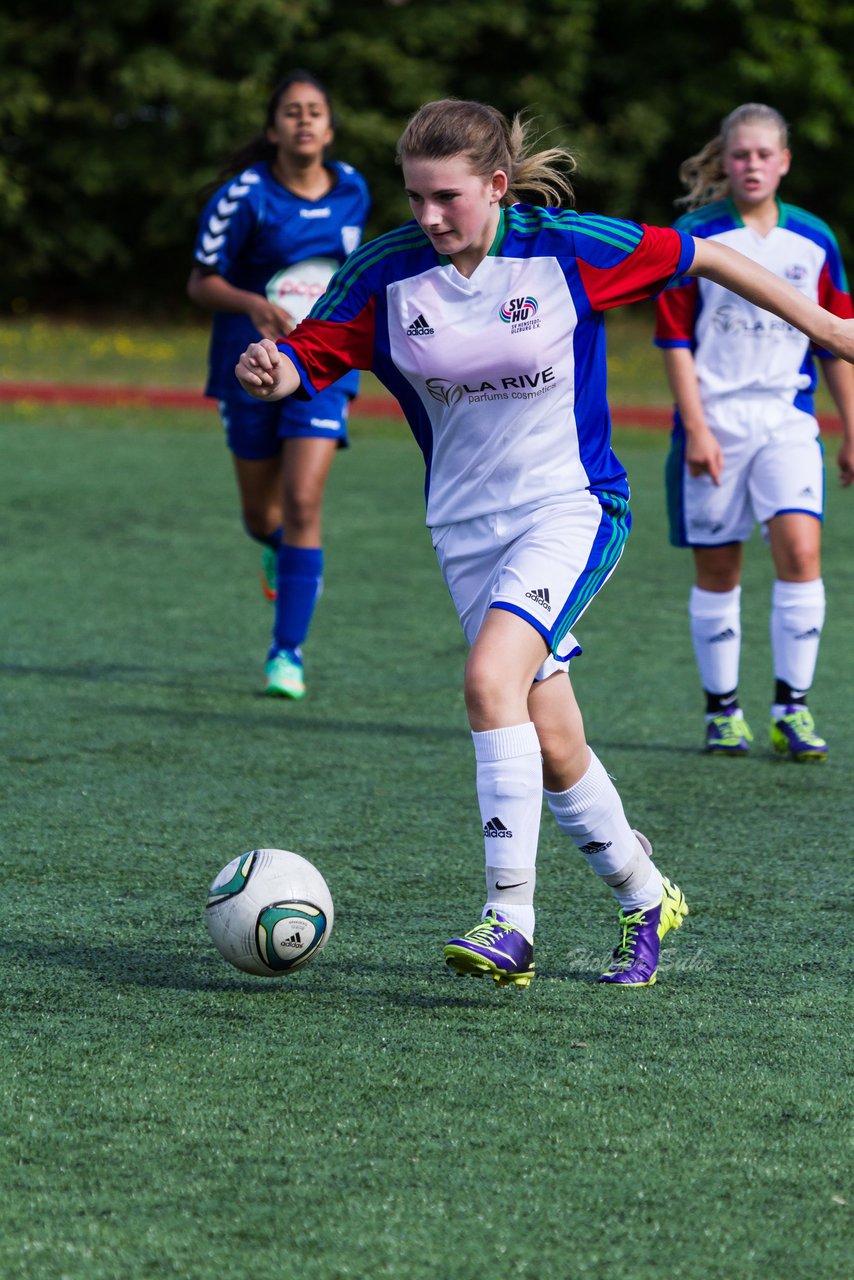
top-left (281, 205), bottom-right (693, 525)
top-left (655, 199), bottom-right (852, 414)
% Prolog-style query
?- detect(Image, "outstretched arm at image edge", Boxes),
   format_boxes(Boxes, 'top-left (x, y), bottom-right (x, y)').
top-left (822, 357), bottom-right (854, 487)
top-left (689, 239), bottom-right (854, 362)
top-left (235, 339), bottom-right (302, 401)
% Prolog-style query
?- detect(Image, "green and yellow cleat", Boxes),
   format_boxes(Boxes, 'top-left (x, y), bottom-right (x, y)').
top-left (770, 706), bottom-right (827, 763)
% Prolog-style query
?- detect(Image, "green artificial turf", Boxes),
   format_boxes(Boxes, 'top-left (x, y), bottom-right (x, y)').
top-left (2, 403), bottom-right (852, 1279)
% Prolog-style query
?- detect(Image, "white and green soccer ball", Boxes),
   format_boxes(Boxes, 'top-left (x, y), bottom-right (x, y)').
top-left (206, 848), bottom-right (334, 976)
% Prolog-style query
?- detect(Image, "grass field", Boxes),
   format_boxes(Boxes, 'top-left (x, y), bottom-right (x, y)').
top-left (2, 387), bottom-right (852, 1277)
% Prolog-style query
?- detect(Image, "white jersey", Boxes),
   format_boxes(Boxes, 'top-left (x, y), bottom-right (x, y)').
top-left (280, 205), bottom-right (693, 525)
top-left (655, 199), bottom-right (852, 414)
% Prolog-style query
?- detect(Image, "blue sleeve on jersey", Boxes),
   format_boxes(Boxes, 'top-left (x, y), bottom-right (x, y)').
top-left (193, 170), bottom-right (263, 277)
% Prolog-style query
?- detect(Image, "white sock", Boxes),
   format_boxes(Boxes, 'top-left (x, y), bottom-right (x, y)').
top-left (472, 722), bottom-right (542, 941)
top-left (771, 578), bottom-right (825, 698)
top-left (545, 750), bottom-right (662, 911)
top-left (690, 585), bottom-right (741, 698)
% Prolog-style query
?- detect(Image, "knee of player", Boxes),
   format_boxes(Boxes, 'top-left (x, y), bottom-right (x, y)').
top-left (283, 488), bottom-right (324, 535)
top-left (241, 508), bottom-right (279, 542)
top-left (463, 655), bottom-right (528, 725)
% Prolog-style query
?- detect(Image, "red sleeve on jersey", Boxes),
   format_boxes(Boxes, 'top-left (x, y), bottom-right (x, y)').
top-left (818, 261), bottom-right (854, 320)
top-left (577, 225), bottom-right (691, 311)
top-left (655, 278), bottom-right (699, 343)
top-left (280, 298), bottom-right (376, 392)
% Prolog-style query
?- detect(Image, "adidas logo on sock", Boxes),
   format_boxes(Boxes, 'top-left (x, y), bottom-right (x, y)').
top-left (709, 627), bottom-right (736, 643)
top-left (524, 586), bottom-right (552, 612)
top-left (406, 313), bottom-right (434, 336)
top-left (795, 627), bottom-right (821, 640)
top-left (579, 839), bottom-right (613, 856)
top-left (484, 817), bottom-right (513, 838)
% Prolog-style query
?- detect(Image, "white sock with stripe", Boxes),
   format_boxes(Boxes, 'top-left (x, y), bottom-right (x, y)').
top-left (545, 750), bottom-right (662, 911)
top-left (690, 585), bottom-right (741, 701)
top-left (472, 722), bottom-right (542, 941)
top-left (770, 578), bottom-right (824, 700)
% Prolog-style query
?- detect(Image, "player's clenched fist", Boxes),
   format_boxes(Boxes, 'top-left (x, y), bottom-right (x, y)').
top-left (235, 340), bottom-right (283, 396)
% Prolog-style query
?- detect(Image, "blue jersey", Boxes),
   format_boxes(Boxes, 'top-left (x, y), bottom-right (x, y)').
top-left (193, 159), bottom-right (370, 399)
top-left (280, 206), bottom-right (693, 525)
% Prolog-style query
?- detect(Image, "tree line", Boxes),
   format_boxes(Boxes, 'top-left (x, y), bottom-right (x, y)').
top-left (2, 0), bottom-right (852, 314)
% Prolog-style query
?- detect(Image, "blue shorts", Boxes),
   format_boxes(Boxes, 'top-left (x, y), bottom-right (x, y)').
top-left (217, 386), bottom-right (350, 461)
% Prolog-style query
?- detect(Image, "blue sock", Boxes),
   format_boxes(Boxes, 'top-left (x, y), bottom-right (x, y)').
top-left (272, 545), bottom-right (324, 654)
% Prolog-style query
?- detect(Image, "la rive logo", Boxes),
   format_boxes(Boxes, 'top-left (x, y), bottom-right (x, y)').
top-left (712, 302), bottom-right (794, 337)
top-left (425, 366), bottom-right (556, 408)
top-left (499, 295), bottom-right (541, 334)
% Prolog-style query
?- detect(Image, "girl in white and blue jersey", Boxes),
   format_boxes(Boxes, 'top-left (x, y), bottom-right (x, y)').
top-left (236, 99), bottom-right (854, 989)
top-left (655, 104), bottom-right (854, 762)
top-left (188, 71), bottom-right (370, 699)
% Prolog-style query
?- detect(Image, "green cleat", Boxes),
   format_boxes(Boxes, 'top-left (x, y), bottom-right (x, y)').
top-left (705, 708), bottom-right (753, 755)
top-left (264, 648), bottom-right (306, 699)
top-left (770, 706), bottom-right (827, 762)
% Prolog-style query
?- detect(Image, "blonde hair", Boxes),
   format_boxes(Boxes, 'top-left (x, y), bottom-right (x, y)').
top-left (676, 103), bottom-right (789, 210)
top-left (396, 98), bottom-right (576, 208)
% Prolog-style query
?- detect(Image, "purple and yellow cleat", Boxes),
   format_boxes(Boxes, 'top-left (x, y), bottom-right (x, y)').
top-left (444, 910), bottom-right (535, 988)
top-left (598, 877), bottom-right (688, 987)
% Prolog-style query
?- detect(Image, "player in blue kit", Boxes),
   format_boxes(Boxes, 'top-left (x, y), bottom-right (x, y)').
top-left (188, 71), bottom-right (370, 698)
top-left (656, 104), bottom-right (854, 760)
top-left (234, 99), bottom-right (854, 988)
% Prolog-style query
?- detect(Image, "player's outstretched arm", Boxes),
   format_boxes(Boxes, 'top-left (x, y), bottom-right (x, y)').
top-left (821, 357), bottom-right (854, 487)
top-left (235, 339), bottom-right (302, 401)
top-left (689, 239), bottom-right (854, 362)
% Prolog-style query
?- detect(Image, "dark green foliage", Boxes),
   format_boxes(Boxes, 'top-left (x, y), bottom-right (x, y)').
top-left (2, 403), bottom-right (853, 1277)
top-left (1, 0), bottom-right (852, 312)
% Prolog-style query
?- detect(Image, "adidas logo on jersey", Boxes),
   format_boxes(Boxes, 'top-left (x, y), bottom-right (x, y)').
top-left (406, 313), bottom-right (434, 337)
top-left (484, 817), bottom-right (512, 838)
top-left (525, 587), bottom-right (551, 612)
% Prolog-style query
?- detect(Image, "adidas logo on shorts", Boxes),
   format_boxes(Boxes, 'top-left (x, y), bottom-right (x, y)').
top-left (525, 586), bottom-right (551, 612)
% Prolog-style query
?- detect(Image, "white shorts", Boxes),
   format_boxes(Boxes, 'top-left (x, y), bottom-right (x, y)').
top-left (431, 491), bottom-right (631, 680)
top-left (667, 399), bottom-right (824, 546)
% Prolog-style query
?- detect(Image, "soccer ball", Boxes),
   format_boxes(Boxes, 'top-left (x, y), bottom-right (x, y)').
top-left (206, 848), bottom-right (334, 977)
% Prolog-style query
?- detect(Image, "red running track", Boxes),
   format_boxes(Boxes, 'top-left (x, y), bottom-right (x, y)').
top-left (0, 380), bottom-right (842, 433)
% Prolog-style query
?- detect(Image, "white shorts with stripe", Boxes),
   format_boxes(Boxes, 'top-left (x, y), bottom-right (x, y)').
top-left (431, 490), bottom-right (631, 681)
top-left (667, 398), bottom-right (824, 547)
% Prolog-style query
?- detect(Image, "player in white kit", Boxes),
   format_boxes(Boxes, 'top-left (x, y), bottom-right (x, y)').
top-left (656, 104), bottom-right (854, 760)
top-left (235, 100), bottom-right (854, 988)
